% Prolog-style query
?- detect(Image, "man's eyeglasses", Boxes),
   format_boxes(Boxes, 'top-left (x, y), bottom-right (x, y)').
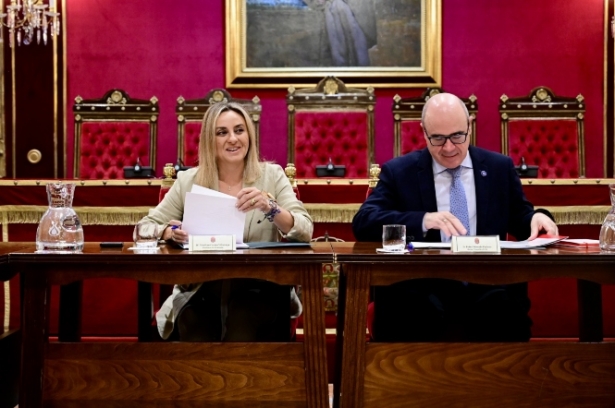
top-left (425, 127), bottom-right (469, 147)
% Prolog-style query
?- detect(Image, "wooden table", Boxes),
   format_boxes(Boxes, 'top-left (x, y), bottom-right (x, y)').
top-left (332, 242), bottom-right (615, 408)
top-left (1, 243), bottom-right (30, 408)
top-left (10, 242), bottom-right (333, 408)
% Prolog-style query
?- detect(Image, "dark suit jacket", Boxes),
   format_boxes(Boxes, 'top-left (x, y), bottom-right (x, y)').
top-left (353, 146), bottom-right (537, 243)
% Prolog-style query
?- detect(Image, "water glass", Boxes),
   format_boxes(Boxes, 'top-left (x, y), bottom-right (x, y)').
top-left (382, 224), bottom-right (406, 252)
top-left (133, 221), bottom-right (159, 249)
top-left (599, 184), bottom-right (615, 252)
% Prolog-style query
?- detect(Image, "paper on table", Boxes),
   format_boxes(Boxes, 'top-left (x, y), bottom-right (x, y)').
top-left (376, 248), bottom-right (410, 254)
top-left (555, 238), bottom-right (600, 247)
top-left (182, 187), bottom-right (248, 248)
top-left (499, 235), bottom-right (569, 249)
top-left (409, 242), bottom-right (451, 249)
top-left (410, 235), bottom-right (569, 250)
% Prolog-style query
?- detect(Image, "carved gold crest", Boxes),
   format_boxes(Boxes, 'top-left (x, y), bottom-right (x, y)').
top-left (324, 79), bottom-right (338, 95)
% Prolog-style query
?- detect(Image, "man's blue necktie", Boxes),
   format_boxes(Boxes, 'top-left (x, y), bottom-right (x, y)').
top-left (447, 166), bottom-right (470, 235)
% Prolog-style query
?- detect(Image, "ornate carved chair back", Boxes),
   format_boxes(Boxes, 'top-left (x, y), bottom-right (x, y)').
top-left (499, 86), bottom-right (586, 178)
top-left (73, 89), bottom-right (159, 179)
top-left (286, 76), bottom-right (376, 178)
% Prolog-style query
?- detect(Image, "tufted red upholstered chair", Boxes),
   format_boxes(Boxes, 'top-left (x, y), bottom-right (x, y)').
top-left (393, 88), bottom-right (478, 156)
top-left (499, 86), bottom-right (586, 178)
top-left (73, 89), bottom-right (159, 179)
top-left (176, 89), bottom-right (262, 167)
top-left (287, 76), bottom-right (376, 178)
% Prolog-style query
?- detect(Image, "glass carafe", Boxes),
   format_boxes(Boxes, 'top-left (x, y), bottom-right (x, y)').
top-left (36, 182), bottom-right (84, 252)
top-left (599, 184), bottom-right (615, 252)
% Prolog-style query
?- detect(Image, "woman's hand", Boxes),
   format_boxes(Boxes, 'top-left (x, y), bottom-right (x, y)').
top-left (163, 220), bottom-right (188, 243)
top-left (236, 188), bottom-right (271, 213)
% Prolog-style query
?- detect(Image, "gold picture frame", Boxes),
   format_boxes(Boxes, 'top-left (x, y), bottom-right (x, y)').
top-left (225, 0), bottom-right (441, 88)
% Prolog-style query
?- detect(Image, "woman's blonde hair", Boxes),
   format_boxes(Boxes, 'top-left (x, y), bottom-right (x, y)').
top-left (194, 101), bottom-right (261, 188)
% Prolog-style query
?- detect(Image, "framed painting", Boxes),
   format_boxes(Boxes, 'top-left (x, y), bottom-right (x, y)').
top-left (225, 0), bottom-right (441, 88)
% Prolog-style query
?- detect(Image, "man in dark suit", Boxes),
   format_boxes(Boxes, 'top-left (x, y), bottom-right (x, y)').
top-left (353, 92), bottom-right (558, 342)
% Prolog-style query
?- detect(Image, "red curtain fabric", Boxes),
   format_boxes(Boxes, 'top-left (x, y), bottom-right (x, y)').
top-left (293, 111), bottom-right (369, 178)
top-left (79, 122), bottom-right (151, 179)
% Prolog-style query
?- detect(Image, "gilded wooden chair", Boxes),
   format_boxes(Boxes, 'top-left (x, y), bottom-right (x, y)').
top-left (287, 76), bottom-right (376, 178)
top-left (73, 89), bottom-right (158, 179)
top-left (176, 89), bottom-right (262, 167)
top-left (500, 86), bottom-right (585, 178)
top-left (393, 88), bottom-right (478, 156)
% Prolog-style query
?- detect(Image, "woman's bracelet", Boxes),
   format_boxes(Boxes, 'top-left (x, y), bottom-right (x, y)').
top-left (263, 199), bottom-right (281, 222)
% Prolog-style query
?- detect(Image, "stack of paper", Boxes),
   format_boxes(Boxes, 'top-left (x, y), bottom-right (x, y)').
top-left (409, 235), bottom-right (570, 250)
top-left (182, 185), bottom-right (248, 248)
top-left (553, 239), bottom-right (600, 248)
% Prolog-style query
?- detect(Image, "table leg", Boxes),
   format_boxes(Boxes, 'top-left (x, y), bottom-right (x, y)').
top-left (301, 263), bottom-right (329, 408)
top-left (577, 279), bottom-right (603, 342)
top-left (332, 263), bottom-right (346, 408)
top-left (19, 271), bottom-right (49, 408)
top-left (338, 264), bottom-right (370, 408)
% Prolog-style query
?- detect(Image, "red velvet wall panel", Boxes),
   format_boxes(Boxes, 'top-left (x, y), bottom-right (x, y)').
top-left (66, 0), bottom-right (606, 178)
top-left (442, 1), bottom-right (603, 177)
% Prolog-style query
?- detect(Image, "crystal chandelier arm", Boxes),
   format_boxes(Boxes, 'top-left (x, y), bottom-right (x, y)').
top-left (0, 0), bottom-right (60, 47)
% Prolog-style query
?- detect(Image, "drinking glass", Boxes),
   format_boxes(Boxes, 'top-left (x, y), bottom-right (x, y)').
top-left (599, 184), bottom-right (615, 252)
top-left (382, 224), bottom-right (406, 252)
top-left (133, 221), bottom-right (159, 249)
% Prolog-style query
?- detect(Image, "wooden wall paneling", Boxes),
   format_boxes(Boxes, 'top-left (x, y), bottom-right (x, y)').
top-left (1, 0), bottom-right (64, 178)
top-left (607, 0), bottom-right (615, 177)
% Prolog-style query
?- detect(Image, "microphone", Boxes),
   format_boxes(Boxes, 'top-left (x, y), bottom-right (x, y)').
top-left (327, 157), bottom-right (334, 171)
top-left (520, 157), bottom-right (528, 172)
top-left (134, 157), bottom-right (142, 173)
top-left (174, 158), bottom-right (184, 173)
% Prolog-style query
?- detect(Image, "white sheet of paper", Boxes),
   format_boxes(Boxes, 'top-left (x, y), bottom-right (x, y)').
top-left (410, 236), bottom-right (568, 250)
top-left (409, 242), bottom-right (452, 249)
top-left (191, 184), bottom-right (234, 198)
top-left (499, 236), bottom-right (567, 249)
top-left (182, 190), bottom-right (248, 248)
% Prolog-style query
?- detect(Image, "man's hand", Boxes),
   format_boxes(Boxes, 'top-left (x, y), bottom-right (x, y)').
top-left (528, 212), bottom-right (558, 240)
top-left (423, 211), bottom-right (467, 238)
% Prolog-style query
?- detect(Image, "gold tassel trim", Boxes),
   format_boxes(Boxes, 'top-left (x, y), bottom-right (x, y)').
top-left (303, 204), bottom-right (611, 225)
top-left (0, 205), bottom-right (152, 226)
top-left (0, 204), bottom-right (610, 227)
top-left (544, 206), bottom-right (611, 225)
top-left (304, 203), bottom-right (361, 223)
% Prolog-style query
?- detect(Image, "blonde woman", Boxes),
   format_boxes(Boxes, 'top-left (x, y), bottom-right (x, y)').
top-left (142, 101), bottom-right (313, 341)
